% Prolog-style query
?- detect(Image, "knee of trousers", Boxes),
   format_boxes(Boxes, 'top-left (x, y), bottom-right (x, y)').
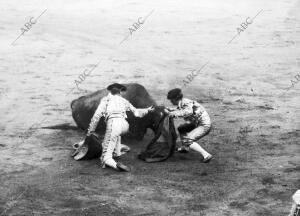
top-left (180, 137), bottom-right (194, 147)
top-left (121, 121), bottom-right (129, 135)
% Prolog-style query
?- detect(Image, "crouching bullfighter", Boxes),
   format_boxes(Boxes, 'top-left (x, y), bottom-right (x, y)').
top-left (86, 83), bottom-right (154, 172)
top-left (165, 88), bottom-right (213, 163)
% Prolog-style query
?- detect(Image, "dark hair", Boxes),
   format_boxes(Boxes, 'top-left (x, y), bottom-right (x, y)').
top-left (110, 87), bottom-right (121, 95)
top-left (167, 88), bottom-right (183, 100)
top-left (107, 83), bottom-right (127, 92)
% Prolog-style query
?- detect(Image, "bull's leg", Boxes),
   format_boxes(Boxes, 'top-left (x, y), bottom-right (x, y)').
top-left (128, 118), bottom-right (147, 140)
top-left (136, 126), bottom-right (147, 140)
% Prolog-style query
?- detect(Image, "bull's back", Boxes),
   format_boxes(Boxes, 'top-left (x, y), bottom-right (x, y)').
top-left (70, 83), bottom-right (157, 137)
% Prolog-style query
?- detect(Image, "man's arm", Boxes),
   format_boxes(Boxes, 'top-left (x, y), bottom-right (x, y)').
top-left (166, 107), bottom-right (177, 111)
top-left (126, 100), bottom-right (152, 118)
top-left (87, 98), bottom-right (107, 135)
top-left (168, 103), bottom-right (193, 118)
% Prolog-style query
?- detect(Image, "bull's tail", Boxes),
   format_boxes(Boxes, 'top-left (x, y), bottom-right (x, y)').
top-left (40, 123), bottom-right (80, 131)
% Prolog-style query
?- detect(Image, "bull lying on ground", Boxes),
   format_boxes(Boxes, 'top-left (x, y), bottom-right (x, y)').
top-left (71, 83), bottom-right (162, 140)
top-left (70, 83), bottom-right (177, 162)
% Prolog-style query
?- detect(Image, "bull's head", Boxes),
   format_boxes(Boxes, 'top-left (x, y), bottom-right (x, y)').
top-left (145, 106), bottom-right (169, 133)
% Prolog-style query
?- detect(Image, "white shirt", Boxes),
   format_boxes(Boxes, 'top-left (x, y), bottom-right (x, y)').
top-left (87, 93), bottom-right (149, 133)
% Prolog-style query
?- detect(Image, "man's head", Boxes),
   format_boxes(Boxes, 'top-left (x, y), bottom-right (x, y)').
top-left (107, 83), bottom-right (127, 95)
top-left (167, 88), bottom-right (183, 105)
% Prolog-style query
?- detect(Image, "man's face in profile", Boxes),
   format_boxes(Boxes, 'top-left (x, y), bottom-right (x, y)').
top-left (171, 99), bottom-right (179, 106)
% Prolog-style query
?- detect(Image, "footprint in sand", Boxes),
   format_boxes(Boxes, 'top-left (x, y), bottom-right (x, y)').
top-left (42, 157), bottom-right (53, 161)
top-left (255, 104), bottom-right (274, 110)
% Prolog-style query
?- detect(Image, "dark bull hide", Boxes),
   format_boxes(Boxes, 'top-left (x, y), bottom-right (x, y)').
top-left (71, 83), bottom-right (158, 140)
top-left (71, 83), bottom-right (177, 162)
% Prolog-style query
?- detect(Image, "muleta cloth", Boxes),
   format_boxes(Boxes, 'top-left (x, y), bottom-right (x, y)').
top-left (138, 114), bottom-right (177, 162)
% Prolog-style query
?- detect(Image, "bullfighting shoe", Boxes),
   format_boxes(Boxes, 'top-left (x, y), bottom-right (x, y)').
top-left (203, 154), bottom-right (213, 163)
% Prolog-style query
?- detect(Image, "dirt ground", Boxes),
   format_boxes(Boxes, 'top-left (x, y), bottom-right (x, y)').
top-left (0, 0), bottom-right (299, 215)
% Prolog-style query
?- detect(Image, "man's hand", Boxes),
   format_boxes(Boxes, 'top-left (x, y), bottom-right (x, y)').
top-left (164, 108), bottom-right (176, 117)
top-left (86, 131), bottom-right (92, 137)
top-left (168, 112), bottom-right (176, 118)
top-left (166, 107), bottom-right (176, 112)
top-left (147, 106), bottom-right (155, 112)
top-left (164, 108), bottom-right (170, 114)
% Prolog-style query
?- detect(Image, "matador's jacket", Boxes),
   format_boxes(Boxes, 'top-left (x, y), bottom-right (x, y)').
top-left (169, 98), bottom-right (211, 127)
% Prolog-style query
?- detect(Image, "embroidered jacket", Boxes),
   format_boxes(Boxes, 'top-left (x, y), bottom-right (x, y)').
top-left (169, 98), bottom-right (211, 126)
top-left (87, 93), bottom-right (149, 133)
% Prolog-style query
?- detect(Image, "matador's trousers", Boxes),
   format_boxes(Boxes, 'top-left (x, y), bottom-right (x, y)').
top-left (178, 122), bottom-right (211, 147)
top-left (101, 117), bottom-right (129, 166)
